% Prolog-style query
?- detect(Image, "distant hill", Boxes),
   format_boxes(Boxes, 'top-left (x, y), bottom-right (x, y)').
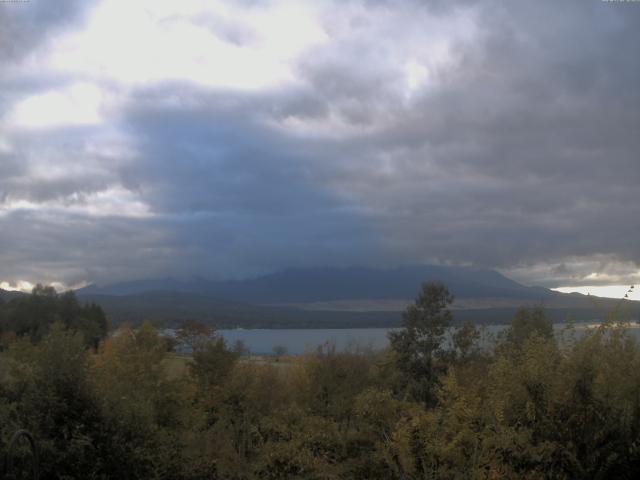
top-left (78, 265), bottom-right (555, 302)
top-left (77, 290), bottom-right (403, 328)
top-left (77, 290), bottom-right (637, 329)
top-left (75, 266), bottom-right (640, 328)
top-left (0, 288), bottom-right (25, 302)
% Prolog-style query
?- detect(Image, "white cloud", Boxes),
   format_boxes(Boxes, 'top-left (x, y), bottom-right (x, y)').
top-left (553, 285), bottom-right (639, 302)
top-left (0, 186), bottom-right (151, 219)
top-left (45, 0), bottom-right (328, 90)
top-left (404, 59), bottom-right (431, 96)
top-left (8, 82), bottom-right (103, 128)
top-left (0, 280), bottom-right (35, 293)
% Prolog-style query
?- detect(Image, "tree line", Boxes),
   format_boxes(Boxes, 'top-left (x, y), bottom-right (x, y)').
top-left (1, 283), bottom-right (640, 478)
top-left (0, 285), bottom-right (107, 349)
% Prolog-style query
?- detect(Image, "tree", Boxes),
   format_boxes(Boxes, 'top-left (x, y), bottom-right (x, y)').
top-left (0, 286), bottom-right (107, 347)
top-left (452, 320), bottom-right (480, 361)
top-left (6, 323), bottom-right (106, 478)
top-left (190, 337), bottom-right (238, 392)
top-left (176, 319), bottom-right (213, 352)
top-left (388, 282), bottom-right (453, 406)
top-left (295, 348), bottom-right (373, 421)
top-left (272, 345), bottom-right (288, 360)
top-left (232, 339), bottom-right (250, 356)
top-left (92, 322), bottom-right (188, 478)
top-left (503, 306), bottom-right (553, 349)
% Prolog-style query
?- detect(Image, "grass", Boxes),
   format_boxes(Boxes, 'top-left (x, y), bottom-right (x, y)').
top-left (163, 353), bottom-right (191, 380)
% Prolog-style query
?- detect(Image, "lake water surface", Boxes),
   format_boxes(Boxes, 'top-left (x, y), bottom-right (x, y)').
top-left (216, 322), bottom-right (640, 355)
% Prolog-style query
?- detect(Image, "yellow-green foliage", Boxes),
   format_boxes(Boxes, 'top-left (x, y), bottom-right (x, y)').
top-left (3, 312), bottom-right (640, 479)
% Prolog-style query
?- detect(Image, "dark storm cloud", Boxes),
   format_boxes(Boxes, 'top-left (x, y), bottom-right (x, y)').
top-left (112, 84), bottom-right (384, 277)
top-left (1, 0), bottom-right (639, 287)
top-left (0, 208), bottom-right (175, 286)
top-left (293, 0), bottom-right (640, 284)
top-left (0, 128), bottom-right (117, 203)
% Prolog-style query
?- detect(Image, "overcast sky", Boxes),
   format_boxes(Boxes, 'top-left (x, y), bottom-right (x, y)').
top-left (1, 0), bottom-right (639, 293)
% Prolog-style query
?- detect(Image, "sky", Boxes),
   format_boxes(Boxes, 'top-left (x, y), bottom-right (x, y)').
top-left (0, 0), bottom-right (639, 297)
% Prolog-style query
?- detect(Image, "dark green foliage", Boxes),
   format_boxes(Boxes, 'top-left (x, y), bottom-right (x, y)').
top-left (190, 337), bottom-right (239, 391)
top-left (452, 320), bottom-right (480, 360)
top-left (504, 305), bottom-right (554, 348)
top-left (3, 324), bottom-right (106, 478)
top-left (0, 286), bottom-right (108, 347)
top-left (388, 281), bottom-right (453, 405)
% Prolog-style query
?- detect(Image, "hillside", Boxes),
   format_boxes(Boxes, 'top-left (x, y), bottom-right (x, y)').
top-left (0, 288), bottom-right (25, 302)
top-left (77, 291), bottom-right (401, 328)
top-left (76, 266), bottom-right (640, 328)
top-left (79, 265), bottom-right (553, 302)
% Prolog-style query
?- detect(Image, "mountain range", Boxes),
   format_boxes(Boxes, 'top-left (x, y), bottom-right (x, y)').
top-left (74, 266), bottom-right (639, 328)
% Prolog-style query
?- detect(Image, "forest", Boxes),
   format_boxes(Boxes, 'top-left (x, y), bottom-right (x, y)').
top-left (1, 283), bottom-right (640, 479)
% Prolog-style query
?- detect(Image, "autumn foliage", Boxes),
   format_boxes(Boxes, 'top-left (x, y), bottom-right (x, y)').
top-left (2, 283), bottom-right (640, 478)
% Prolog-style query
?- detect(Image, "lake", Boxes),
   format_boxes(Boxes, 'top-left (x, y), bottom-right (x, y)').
top-left (216, 322), bottom-right (640, 355)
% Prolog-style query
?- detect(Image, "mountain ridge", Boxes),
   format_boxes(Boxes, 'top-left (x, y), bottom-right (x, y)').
top-left (77, 265), bottom-right (556, 303)
top-left (69, 266), bottom-right (640, 327)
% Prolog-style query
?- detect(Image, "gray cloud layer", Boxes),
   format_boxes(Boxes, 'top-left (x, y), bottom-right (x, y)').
top-left (1, 0), bottom-right (639, 288)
